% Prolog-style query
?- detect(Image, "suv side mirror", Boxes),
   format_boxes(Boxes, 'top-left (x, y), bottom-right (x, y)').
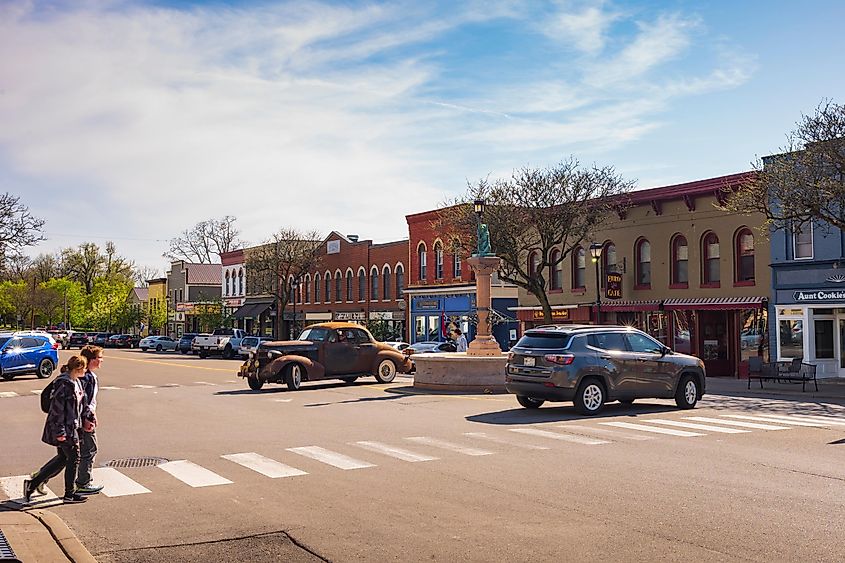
top-left (660, 346), bottom-right (670, 356)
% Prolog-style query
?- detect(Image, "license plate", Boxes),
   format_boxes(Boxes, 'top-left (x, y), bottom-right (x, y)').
top-left (524, 357), bottom-right (535, 367)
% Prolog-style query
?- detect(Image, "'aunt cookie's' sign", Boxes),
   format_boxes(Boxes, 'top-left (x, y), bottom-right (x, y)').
top-left (793, 290), bottom-right (845, 302)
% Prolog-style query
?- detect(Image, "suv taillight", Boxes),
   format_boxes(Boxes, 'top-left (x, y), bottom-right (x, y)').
top-left (52, 342), bottom-right (59, 350)
top-left (544, 354), bottom-right (574, 365)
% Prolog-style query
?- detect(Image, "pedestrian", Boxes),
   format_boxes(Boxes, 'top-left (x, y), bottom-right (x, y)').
top-left (453, 328), bottom-right (468, 353)
top-left (23, 355), bottom-right (89, 504)
top-left (75, 345), bottom-right (104, 495)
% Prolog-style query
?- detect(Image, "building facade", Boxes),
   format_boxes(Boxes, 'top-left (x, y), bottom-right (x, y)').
top-left (165, 261), bottom-right (222, 337)
top-left (126, 287), bottom-right (149, 336)
top-left (514, 173), bottom-right (770, 377)
top-left (146, 278), bottom-right (168, 336)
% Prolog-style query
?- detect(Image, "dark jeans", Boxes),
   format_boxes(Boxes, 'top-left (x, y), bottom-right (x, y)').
top-left (32, 441), bottom-right (80, 497)
top-left (76, 429), bottom-right (97, 488)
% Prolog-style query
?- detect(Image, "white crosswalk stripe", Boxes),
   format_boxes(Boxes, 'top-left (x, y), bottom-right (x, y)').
top-left (161, 383), bottom-right (180, 388)
top-left (0, 475), bottom-right (60, 505)
top-left (91, 467), bottom-right (151, 497)
top-left (554, 424), bottom-right (655, 441)
top-left (31, 390), bottom-right (43, 395)
top-left (463, 432), bottom-right (551, 450)
top-left (510, 428), bottom-right (609, 445)
top-left (684, 417), bottom-right (790, 431)
top-left (721, 414), bottom-right (826, 428)
top-left (131, 385), bottom-right (155, 389)
top-left (600, 421), bottom-right (703, 437)
top-left (405, 437), bottom-right (494, 456)
top-left (647, 419), bottom-right (750, 434)
top-left (100, 386), bottom-right (121, 390)
top-left (195, 381), bottom-right (218, 386)
top-left (0, 391), bottom-right (18, 398)
top-left (287, 446), bottom-right (376, 470)
top-left (763, 414), bottom-right (845, 426)
top-left (353, 441), bottom-right (439, 462)
top-left (158, 460), bottom-right (233, 487)
top-left (222, 453), bottom-right (308, 478)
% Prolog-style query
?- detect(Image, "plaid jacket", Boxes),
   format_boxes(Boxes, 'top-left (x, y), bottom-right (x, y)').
top-left (41, 375), bottom-right (82, 446)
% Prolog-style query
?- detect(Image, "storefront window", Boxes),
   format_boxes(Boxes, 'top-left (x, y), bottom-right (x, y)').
top-left (779, 319), bottom-right (803, 359)
top-left (672, 311), bottom-right (695, 355)
top-left (415, 316), bottom-right (426, 342)
top-left (645, 312), bottom-right (668, 345)
top-left (739, 308), bottom-right (767, 362)
top-left (814, 319), bottom-right (834, 359)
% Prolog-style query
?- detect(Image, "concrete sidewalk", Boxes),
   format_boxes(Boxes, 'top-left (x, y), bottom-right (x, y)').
top-left (707, 376), bottom-right (845, 403)
top-left (0, 507), bottom-right (96, 563)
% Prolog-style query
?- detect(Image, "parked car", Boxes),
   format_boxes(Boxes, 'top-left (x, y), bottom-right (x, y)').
top-left (406, 341), bottom-right (457, 354)
top-left (139, 335), bottom-right (178, 352)
top-left (193, 328), bottom-right (247, 359)
top-left (505, 325), bottom-right (706, 415)
top-left (107, 334), bottom-right (141, 348)
top-left (387, 341), bottom-right (411, 352)
top-left (47, 330), bottom-right (70, 348)
top-left (239, 322), bottom-right (413, 391)
top-left (67, 332), bottom-right (91, 349)
top-left (14, 330), bottom-right (58, 349)
top-left (238, 336), bottom-right (267, 359)
top-left (0, 334), bottom-right (58, 380)
top-left (178, 333), bottom-right (199, 355)
top-left (93, 333), bottom-right (113, 347)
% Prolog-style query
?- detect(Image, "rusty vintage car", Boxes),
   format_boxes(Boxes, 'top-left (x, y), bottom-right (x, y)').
top-left (238, 322), bottom-right (413, 390)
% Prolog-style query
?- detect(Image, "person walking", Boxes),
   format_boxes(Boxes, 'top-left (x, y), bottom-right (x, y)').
top-left (23, 355), bottom-right (89, 504)
top-left (76, 345), bottom-right (104, 495)
top-left (453, 328), bottom-right (468, 353)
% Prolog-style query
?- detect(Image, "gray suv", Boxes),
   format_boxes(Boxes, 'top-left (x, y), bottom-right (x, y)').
top-left (505, 325), bottom-right (706, 415)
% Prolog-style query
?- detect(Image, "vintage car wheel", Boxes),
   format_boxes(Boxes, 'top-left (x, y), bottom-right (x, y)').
top-left (341, 376), bottom-right (358, 384)
top-left (374, 359), bottom-right (397, 383)
top-left (247, 375), bottom-right (264, 390)
top-left (286, 364), bottom-right (303, 391)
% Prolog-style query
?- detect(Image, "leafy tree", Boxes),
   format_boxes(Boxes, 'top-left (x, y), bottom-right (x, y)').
top-left (193, 298), bottom-right (231, 333)
top-left (0, 193), bottom-right (45, 259)
top-left (85, 277), bottom-right (134, 331)
top-left (41, 278), bottom-right (86, 328)
top-left (438, 158), bottom-right (633, 323)
top-left (147, 297), bottom-right (168, 335)
top-left (165, 216), bottom-right (243, 264)
top-left (62, 242), bottom-right (134, 293)
top-left (729, 100), bottom-right (845, 230)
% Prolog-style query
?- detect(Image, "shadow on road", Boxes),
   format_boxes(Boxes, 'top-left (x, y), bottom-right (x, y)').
top-left (214, 380), bottom-right (380, 396)
top-left (466, 402), bottom-right (678, 425)
top-left (304, 395), bottom-right (406, 407)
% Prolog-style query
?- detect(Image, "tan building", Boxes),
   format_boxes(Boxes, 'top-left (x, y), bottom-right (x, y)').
top-left (514, 172), bottom-right (769, 377)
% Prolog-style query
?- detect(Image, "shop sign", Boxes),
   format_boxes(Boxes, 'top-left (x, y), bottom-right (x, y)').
top-left (369, 311), bottom-right (393, 320)
top-left (531, 309), bottom-right (570, 320)
top-left (224, 297), bottom-right (245, 307)
top-left (414, 299), bottom-right (441, 311)
top-left (391, 311), bottom-right (405, 321)
top-left (176, 302), bottom-right (194, 313)
top-left (605, 273), bottom-right (623, 299)
top-left (334, 311), bottom-right (366, 321)
top-left (793, 290), bottom-right (845, 302)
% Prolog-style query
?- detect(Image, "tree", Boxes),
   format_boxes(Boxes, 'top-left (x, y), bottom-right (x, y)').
top-left (246, 229), bottom-right (322, 339)
top-left (85, 277), bottom-right (134, 331)
top-left (729, 100), bottom-right (845, 231)
top-left (0, 193), bottom-right (45, 259)
top-left (31, 252), bottom-right (62, 284)
top-left (0, 254), bottom-right (32, 282)
top-left (437, 158), bottom-right (634, 323)
top-left (133, 265), bottom-right (161, 287)
top-left (165, 216), bottom-right (243, 264)
top-left (194, 299), bottom-right (230, 333)
top-left (62, 241), bottom-right (134, 293)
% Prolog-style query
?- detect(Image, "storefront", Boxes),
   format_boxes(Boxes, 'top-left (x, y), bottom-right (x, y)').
top-left (772, 290), bottom-right (845, 378)
top-left (409, 293), bottom-right (517, 350)
top-left (232, 298), bottom-right (274, 337)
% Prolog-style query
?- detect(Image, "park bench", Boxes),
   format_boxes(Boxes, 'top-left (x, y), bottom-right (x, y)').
top-left (747, 357), bottom-right (818, 392)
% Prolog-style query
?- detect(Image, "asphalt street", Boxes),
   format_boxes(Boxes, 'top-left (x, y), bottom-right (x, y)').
top-left (2, 348), bottom-right (845, 562)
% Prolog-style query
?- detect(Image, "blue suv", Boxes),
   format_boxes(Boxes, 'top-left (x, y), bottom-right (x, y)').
top-left (0, 334), bottom-right (58, 380)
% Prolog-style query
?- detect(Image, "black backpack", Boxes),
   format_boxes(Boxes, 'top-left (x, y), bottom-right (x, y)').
top-left (40, 379), bottom-right (56, 413)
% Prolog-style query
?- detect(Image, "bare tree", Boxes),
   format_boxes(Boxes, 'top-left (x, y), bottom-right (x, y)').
top-left (246, 228), bottom-right (322, 339)
top-left (31, 252), bottom-right (62, 283)
top-left (728, 100), bottom-right (845, 231)
top-left (0, 193), bottom-right (46, 258)
top-left (438, 158), bottom-right (634, 323)
top-left (133, 265), bottom-right (161, 287)
top-left (1, 254), bottom-right (32, 282)
top-left (61, 243), bottom-right (106, 294)
top-left (165, 216), bottom-right (243, 264)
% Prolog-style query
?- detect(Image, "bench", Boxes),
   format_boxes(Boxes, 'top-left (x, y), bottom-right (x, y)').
top-left (747, 357), bottom-right (818, 392)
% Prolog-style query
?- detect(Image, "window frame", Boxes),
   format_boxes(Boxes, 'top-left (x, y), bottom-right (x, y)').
top-left (417, 243), bottom-right (427, 281)
top-left (670, 234), bottom-right (689, 288)
top-left (635, 238), bottom-right (651, 289)
top-left (434, 241), bottom-right (444, 280)
top-left (549, 249), bottom-right (562, 291)
top-left (734, 227), bottom-right (756, 286)
top-left (572, 246), bottom-right (586, 291)
top-left (701, 231), bottom-right (720, 288)
top-left (792, 222), bottom-right (814, 260)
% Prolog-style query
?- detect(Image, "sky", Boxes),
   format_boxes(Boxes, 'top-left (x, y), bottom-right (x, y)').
top-left (2, 0), bottom-right (844, 274)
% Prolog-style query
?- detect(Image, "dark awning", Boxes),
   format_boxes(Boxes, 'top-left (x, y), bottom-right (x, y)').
top-left (663, 297), bottom-right (766, 311)
top-left (233, 303), bottom-right (272, 319)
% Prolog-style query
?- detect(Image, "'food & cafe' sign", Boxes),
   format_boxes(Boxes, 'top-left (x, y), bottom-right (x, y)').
top-left (605, 273), bottom-right (623, 300)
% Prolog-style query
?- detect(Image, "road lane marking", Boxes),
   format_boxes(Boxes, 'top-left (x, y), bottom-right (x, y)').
top-left (222, 453), bottom-right (308, 478)
top-left (510, 428), bottom-right (609, 445)
top-left (0, 475), bottom-right (59, 504)
top-left (763, 414), bottom-right (845, 426)
top-left (131, 385), bottom-right (156, 389)
top-left (353, 441), bottom-right (439, 462)
top-left (100, 386), bottom-right (122, 390)
top-left (404, 437), bottom-right (494, 456)
top-left (463, 432), bottom-right (551, 450)
top-left (31, 390), bottom-right (42, 395)
top-left (721, 414), bottom-right (826, 428)
top-left (0, 392), bottom-right (18, 398)
top-left (158, 460), bottom-right (233, 487)
top-left (161, 383), bottom-right (180, 387)
top-left (106, 355), bottom-right (236, 372)
top-left (195, 381), bottom-right (218, 386)
top-left (647, 419), bottom-right (750, 434)
top-left (287, 446), bottom-right (376, 470)
top-left (91, 467), bottom-right (151, 497)
top-left (684, 417), bottom-right (789, 430)
top-left (600, 422), bottom-right (703, 437)
top-left (554, 424), bottom-right (654, 441)
top-left (273, 399), bottom-right (293, 403)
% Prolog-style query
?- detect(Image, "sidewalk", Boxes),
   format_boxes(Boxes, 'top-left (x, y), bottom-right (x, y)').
top-left (707, 376), bottom-right (845, 403)
top-left (0, 507), bottom-right (96, 563)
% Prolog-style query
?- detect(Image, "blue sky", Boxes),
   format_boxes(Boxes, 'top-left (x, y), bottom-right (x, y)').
top-left (1, 0), bottom-right (843, 272)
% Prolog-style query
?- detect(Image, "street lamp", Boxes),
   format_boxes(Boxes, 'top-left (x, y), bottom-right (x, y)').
top-left (473, 198), bottom-right (484, 218)
top-left (589, 243), bottom-right (603, 324)
top-left (291, 277), bottom-right (301, 339)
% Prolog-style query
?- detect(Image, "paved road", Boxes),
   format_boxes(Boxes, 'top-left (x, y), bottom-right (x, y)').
top-left (2, 348), bottom-right (845, 562)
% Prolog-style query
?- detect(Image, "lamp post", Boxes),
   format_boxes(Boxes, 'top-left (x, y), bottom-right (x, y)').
top-left (589, 243), bottom-right (603, 324)
top-left (291, 277), bottom-right (301, 339)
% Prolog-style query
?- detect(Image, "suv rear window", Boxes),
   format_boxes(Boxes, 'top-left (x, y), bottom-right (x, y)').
top-left (516, 332), bottom-right (572, 349)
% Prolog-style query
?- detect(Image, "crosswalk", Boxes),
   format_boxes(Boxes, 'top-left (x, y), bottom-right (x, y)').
top-left (3, 410), bottom-right (845, 505)
top-left (0, 382), bottom-right (238, 399)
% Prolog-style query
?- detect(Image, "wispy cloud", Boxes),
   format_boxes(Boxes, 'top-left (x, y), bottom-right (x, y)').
top-left (540, 2), bottom-right (622, 54)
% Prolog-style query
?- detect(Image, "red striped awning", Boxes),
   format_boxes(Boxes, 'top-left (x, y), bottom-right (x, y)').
top-left (663, 296), bottom-right (766, 310)
top-left (601, 300), bottom-right (662, 312)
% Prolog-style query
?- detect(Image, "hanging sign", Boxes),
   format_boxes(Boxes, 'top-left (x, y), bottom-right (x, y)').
top-left (605, 273), bottom-right (623, 299)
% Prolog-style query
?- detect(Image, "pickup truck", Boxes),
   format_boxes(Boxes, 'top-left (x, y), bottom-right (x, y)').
top-left (192, 328), bottom-right (247, 359)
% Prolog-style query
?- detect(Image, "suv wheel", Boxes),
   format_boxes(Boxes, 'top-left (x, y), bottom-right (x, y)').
top-left (1, 369), bottom-right (13, 381)
top-left (675, 374), bottom-right (700, 409)
top-left (516, 395), bottom-right (544, 409)
top-left (286, 364), bottom-right (303, 391)
top-left (37, 359), bottom-right (54, 379)
top-left (574, 378), bottom-right (605, 415)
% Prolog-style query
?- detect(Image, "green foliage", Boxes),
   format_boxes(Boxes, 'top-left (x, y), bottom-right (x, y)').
top-left (84, 277), bottom-right (134, 331)
top-left (194, 299), bottom-right (231, 333)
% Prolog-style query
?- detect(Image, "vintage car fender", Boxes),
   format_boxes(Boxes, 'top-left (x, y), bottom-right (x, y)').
top-left (259, 354), bottom-right (325, 382)
top-left (371, 350), bottom-right (413, 374)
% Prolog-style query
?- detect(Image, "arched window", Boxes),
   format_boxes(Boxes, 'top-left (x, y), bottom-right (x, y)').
top-left (371, 267), bottom-right (379, 300)
top-left (418, 243), bottom-right (427, 281)
top-left (434, 241), bottom-right (444, 279)
top-left (735, 228), bottom-right (755, 283)
top-left (334, 271), bottom-right (342, 302)
top-left (358, 268), bottom-right (366, 301)
top-left (702, 232), bottom-right (720, 285)
top-left (549, 249), bottom-right (562, 290)
top-left (324, 272), bottom-right (331, 302)
top-left (452, 240), bottom-right (462, 278)
top-left (395, 264), bottom-right (404, 299)
top-left (383, 265), bottom-right (391, 300)
top-left (671, 234), bottom-right (689, 285)
top-left (528, 250), bottom-right (540, 279)
top-left (572, 247), bottom-right (586, 289)
top-left (225, 271), bottom-right (230, 296)
top-left (289, 277), bottom-right (296, 303)
top-left (304, 274), bottom-right (311, 303)
top-left (635, 239), bottom-right (651, 287)
top-left (238, 269), bottom-right (244, 295)
top-left (314, 273), bottom-right (321, 303)
top-left (346, 270), bottom-right (353, 301)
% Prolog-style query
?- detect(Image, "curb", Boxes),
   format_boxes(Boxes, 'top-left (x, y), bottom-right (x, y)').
top-left (30, 509), bottom-right (97, 563)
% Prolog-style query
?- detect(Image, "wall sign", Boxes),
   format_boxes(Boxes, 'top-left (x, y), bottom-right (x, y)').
top-left (605, 273), bottom-right (623, 300)
top-left (334, 311), bottom-right (366, 321)
top-left (793, 290), bottom-right (845, 302)
top-left (531, 309), bottom-right (570, 320)
top-left (414, 299), bottom-right (441, 311)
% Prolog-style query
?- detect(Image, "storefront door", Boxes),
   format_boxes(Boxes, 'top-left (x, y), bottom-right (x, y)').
top-left (698, 311), bottom-right (734, 377)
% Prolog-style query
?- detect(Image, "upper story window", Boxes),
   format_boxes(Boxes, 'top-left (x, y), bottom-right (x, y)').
top-left (382, 266), bottom-right (391, 300)
top-left (371, 267), bottom-right (379, 300)
top-left (671, 234), bottom-right (689, 285)
top-left (346, 270), bottom-right (353, 301)
top-left (334, 271), bottom-right (342, 302)
top-left (358, 269), bottom-right (366, 301)
top-left (793, 222), bottom-right (813, 259)
top-left (434, 242), bottom-right (444, 279)
top-left (702, 232), bottom-right (720, 285)
top-left (304, 275), bottom-right (311, 303)
top-left (735, 228), bottom-right (755, 284)
top-left (225, 271), bottom-right (230, 296)
top-left (572, 247), bottom-right (586, 289)
top-left (528, 250), bottom-right (540, 279)
top-left (550, 249), bottom-right (562, 290)
top-left (635, 239), bottom-right (651, 287)
top-left (238, 269), bottom-right (244, 295)
top-left (324, 272), bottom-right (331, 303)
top-left (601, 242), bottom-right (617, 288)
top-left (395, 264), bottom-right (404, 299)
top-left (452, 240), bottom-right (462, 278)
top-left (418, 243), bottom-right (427, 281)
top-left (314, 273), bottom-right (321, 303)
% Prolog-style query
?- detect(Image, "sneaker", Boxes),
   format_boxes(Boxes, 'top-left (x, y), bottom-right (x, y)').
top-left (22, 479), bottom-right (34, 503)
top-left (62, 493), bottom-right (88, 504)
top-left (75, 484), bottom-right (104, 495)
top-left (30, 472), bottom-right (46, 496)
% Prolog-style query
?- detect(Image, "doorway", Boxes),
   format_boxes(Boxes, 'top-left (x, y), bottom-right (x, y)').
top-left (698, 310), bottom-right (734, 377)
